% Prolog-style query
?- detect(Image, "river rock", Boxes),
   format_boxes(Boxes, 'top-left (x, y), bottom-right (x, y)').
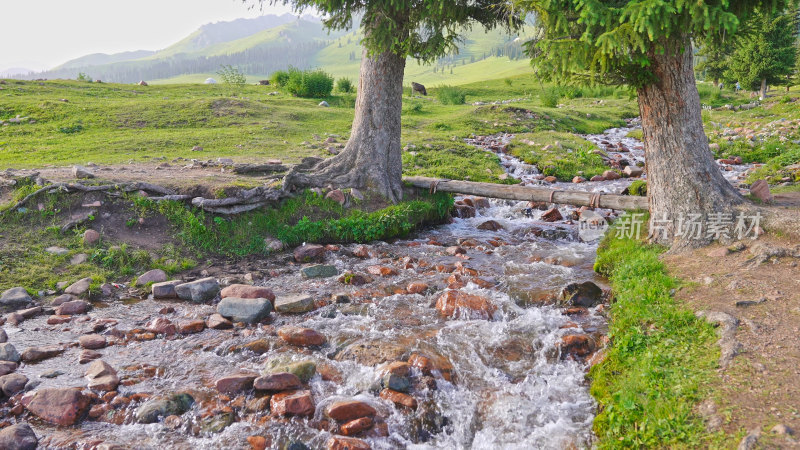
top-left (327, 436), bottom-right (371, 450)
top-left (341, 416), bottom-right (374, 436)
top-left (277, 326), bottom-right (326, 347)
top-left (0, 328), bottom-right (5, 343)
top-left (274, 294), bottom-right (314, 314)
top-left (85, 360), bottom-right (119, 391)
top-left (217, 297), bottom-right (273, 323)
top-left (0, 343), bottom-right (21, 362)
top-left (0, 360), bottom-right (17, 376)
top-left (254, 372), bottom-right (302, 391)
top-left (265, 358), bottom-right (316, 382)
top-left (21, 387), bottom-right (90, 426)
top-left (435, 291), bottom-right (496, 320)
top-left (175, 277), bottom-right (220, 303)
top-left (46, 246), bottom-right (69, 256)
top-left (325, 400), bottom-right (377, 422)
top-left (590, 175), bottom-right (605, 182)
top-left (151, 280), bottom-right (182, 299)
top-left (134, 269), bottom-right (167, 286)
top-left (750, 179), bottom-right (772, 203)
top-left (477, 220), bottom-right (504, 231)
top-left (145, 317), bottom-right (176, 335)
top-left (382, 373), bottom-right (411, 393)
top-left (541, 207), bottom-right (563, 222)
top-left (623, 165), bottom-right (643, 177)
top-left (560, 334), bottom-right (596, 358)
top-left (325, 189), bottom-right (346, 205)
top-left (294, 244), bottom-right (326, 263)
top-left (1, 287), bottom-right (33, 311)
top-left (65, 278), bottom-right (92, 297)
top-left (560, 281), bottom-right (603, 307)
top-left (335, 340), bottom-right (407, 366)
top-left (206, 313), bottom-right (233, 330)
top-left (20, 345), bottom-right (64, 362)
top-left (51, 293), bottom-right (74, 306)
top-left (602, 170), bottom-right (621, 180)
top-left (83, 229), bottom-right (100, 246)
top-left (79, 334), bottom-right (107, 349)
top-left (0, 372), bottom-right (28, 396)
top-left (300, 264), bottom-right (339, 279)
top-left (178, 319), bottom-right (206, 334)
top-left (0, 423), bottom-right (38, 450)
top-left (379, 388), bottom-right (417, 409)
top-left (270, 390), bottom-right (315, 416)
top-left (214, 373), bottom-right (258, 394)
top-left (136, 393), bottom-right (195, 424)
top-left (55, 300), bottom-right (89, 315)
top-left (79, 349), bottom-right (102, 364)
top-left (220, 284), bottom-right (275, 302)
top-left (407, 282), bottom-right (429, 294)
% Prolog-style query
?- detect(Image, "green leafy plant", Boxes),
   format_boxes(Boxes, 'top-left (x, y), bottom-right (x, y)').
top-left (540, 89), bottom-right (560, 108)
top-left (336, 77), bottom-right (354, 93)
top-left (436, 85), bottom-right (466, 105)
top-left (217, 65), bottom-right (247, 92)
top-left (270, 69), bottom-right (290, 87)
top-left (58, 123), bottom-right (84, 134)
top-left (77, 72), bottom-right (92, 82)
top-left (285, 68), bottom-right (334, 98)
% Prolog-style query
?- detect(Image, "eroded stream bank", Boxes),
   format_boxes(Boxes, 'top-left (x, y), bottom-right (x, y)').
top-left (0, 125), bottom-right (657, 449)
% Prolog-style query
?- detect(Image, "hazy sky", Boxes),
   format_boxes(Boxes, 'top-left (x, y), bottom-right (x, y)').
top-left (0, 0), bottom-right (297, 71)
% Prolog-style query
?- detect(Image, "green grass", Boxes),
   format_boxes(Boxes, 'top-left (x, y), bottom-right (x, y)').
top-left (509, 131), bottom-right (610, 180)
top-left (591, 216), bottom-right (722, 447)
top-left (135, 190), bottom-right (453, 258)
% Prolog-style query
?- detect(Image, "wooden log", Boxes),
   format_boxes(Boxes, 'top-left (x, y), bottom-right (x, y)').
top-left (403, 176), bottom-right (648, 211)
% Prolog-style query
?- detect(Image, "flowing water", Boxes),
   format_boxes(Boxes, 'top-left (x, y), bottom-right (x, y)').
top-left (4, 125), bottom-right (668, 449)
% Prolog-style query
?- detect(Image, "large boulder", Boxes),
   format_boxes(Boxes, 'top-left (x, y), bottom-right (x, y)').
top-left (0, 423), bottom-right (38, 450)
top-left (293, 244), bottom-right (326, 263)
top-left (135, 393), bottom-right (195, 424)
top-left (0, 372), bottom-right (29, 396)
top-left (64, 278), bottom-right (92, 297)
top-left (21, 387), bottom-right (90, 426)
top-left (152, 280), bottom-right (182, 299)
top-left (85, 360), bottom-right (119, 391)
top-left (559, 281), bottom-right (603, 307)
top-left (134, 269), bottom-right (168, 286)
top-left (216, 297), bottom-right (273, 323)
top-left (750, 179), bottom-right (773, 203)
top-left (0, 287), bottom-right (33, 311)
top-left (20, 345), bottom-right (64, 363)
top-left (55, 300), bottom-right (90, 315)
top-left (175, 277), bottom-right (220, 303)
top-left (220, 284), bottom-right (275, 302)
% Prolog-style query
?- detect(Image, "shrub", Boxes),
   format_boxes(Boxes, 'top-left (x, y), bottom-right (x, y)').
top-left (504, 78), bottom-right (513, 86)
top-left (336, 78), bottom-right (354, 93)
top-left (436, 85), bottom-right (466, 105)
top-left (404, 102), bottom-right (424, 114)
top-left (285, 68), bottom-right (334, 98)
top-left (217, 65), bottom-right (246, 90)
top-left (627, 180), bottom-right (647, 196)
top-left (270, 70), bottom-right (290, 87)
top-left (540, 89), bottom-right (560, 107)
top-left (77, 72), bottom-right (92, 82)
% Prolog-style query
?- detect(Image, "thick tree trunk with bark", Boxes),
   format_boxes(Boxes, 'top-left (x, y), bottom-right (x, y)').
top-left (283, 48), bottom-right (406, 202)
top-left (638, 37), bottom-right (744, 248)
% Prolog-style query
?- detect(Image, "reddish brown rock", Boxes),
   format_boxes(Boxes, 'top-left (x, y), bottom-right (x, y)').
top-left (294, 244), bottom-right (326, 263)
top-left (541, 208), bottom-right (563, 222)
top-left (47, 315), bottom-right (72, 325)
top-left (79, 349), bottom-right (102, 364)
top-left (220, 284), bottom-right (276, 303)
top-left (590, 175), bottom-right (605, 182)
top-left (352, 246), bottom-right (371, 259)
top-left (453, 204), bottom-right (476, 219)
top-left (247, 435), bottom-right (268, 450)
top-left (379, 361), bottom-right (411, 377)
top-left (254, 372), bottom-right (302, 391)
top-left (146, 317), bottom-right (176, 336)
top-left (206, 314), bottom-right (233, 330)
top-left (325, 400), bottom-right (377, 422)
top-left (20, 345), bottom-right (64, 362)
top-left (602, 170), bottom-right (621, 180)
top-left (327, 436), bottom-right (371, 450)
top-left (379, 389), bottom-right (417, 409)
top-left (560, 334), bottom-right (596, 358)
top-left (277, 325), bottom-right (326, 347)
top-left (366, 265), bottom-right (397, 277)
top-left (21, 388), bottom-right (90, 426)
top-left (750, 179), bottom-right (773, 203)
top-left (477, 220), bottom-right (503, 231)
top-left (341, 416), bottom-right (374, 436)
top-left (55, 300), bottom-right (89, 315)
top-left (446, 246), bottom-right (466, 256)
top-left (0, 360), bottom-right (17, 376)
top-left (178, 319), bottom-right (206, 334)
top-left (270, 390), bottom-right (315, 416)
top-left (572, 176), bottom-right (586, 183)
top-left (79, 334), bottom-right (107, 349)
top-left (215, 373), bottom-right (258, 394)
top-left (406, 282), bottom-right (428, 295)
top-left (325, 189), bottom-right (347, 205)
top-left (543, 176), bottom-right (558, 183)
top-left (435, 291), bottom-right (496, 320)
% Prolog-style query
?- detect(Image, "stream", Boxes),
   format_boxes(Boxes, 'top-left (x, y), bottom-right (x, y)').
top-left (4, 123), bottom-right (728, 449)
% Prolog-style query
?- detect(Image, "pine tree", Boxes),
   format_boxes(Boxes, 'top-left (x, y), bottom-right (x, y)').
top-left (727, 9), bottom-right (799, 98)
top-left (695, 34), bottom-right (734, 86)
top-left (516, 0), bottom-right (791, 247)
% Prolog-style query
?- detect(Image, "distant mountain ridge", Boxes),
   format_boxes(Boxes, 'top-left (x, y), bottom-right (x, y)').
top-left (9, 14), bottom-right (531, 85)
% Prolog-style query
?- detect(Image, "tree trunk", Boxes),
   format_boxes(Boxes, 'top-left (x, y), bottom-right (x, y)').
top-left (760, 78), bottom-right (767, 99)
top-left (282, 48), bottom-right (406, 202)
top-left (638, 37), bottom-right (744, 248)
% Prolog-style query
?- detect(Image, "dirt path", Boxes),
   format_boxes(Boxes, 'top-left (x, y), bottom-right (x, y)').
top-left (664, 231), bottom-right (800, 447)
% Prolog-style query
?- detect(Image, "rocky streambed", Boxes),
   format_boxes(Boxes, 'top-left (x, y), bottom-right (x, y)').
top-left (2, 123), bottom-right (750, 450)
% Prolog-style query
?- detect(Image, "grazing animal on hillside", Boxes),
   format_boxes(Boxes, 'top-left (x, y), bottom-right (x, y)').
top-left (411, 82), bottom-right (427, 96)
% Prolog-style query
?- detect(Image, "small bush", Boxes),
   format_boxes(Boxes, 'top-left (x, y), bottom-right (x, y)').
top-left (540, 89), bottom-right (560, 108)
top-left (436, 85), bottom-right (466, 105)
top-left (405, 102), bottom-right (424, 114)
top-left (336, 78), bottom-right (354, 93)
top-left (217, 65), bottom-right (246, 90)
top-left (504, 78), bottom-right (513, 86)
top-left (270, 70), bottom-right (290, 87)
top-left (627, 180), bottom-right (647, 196)
top-left (285, 68), bottom-right (334, 98)
top-left (77, 72), bottom-right (92, 82)
top-left (780, 95), bottom-right (793, 104)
